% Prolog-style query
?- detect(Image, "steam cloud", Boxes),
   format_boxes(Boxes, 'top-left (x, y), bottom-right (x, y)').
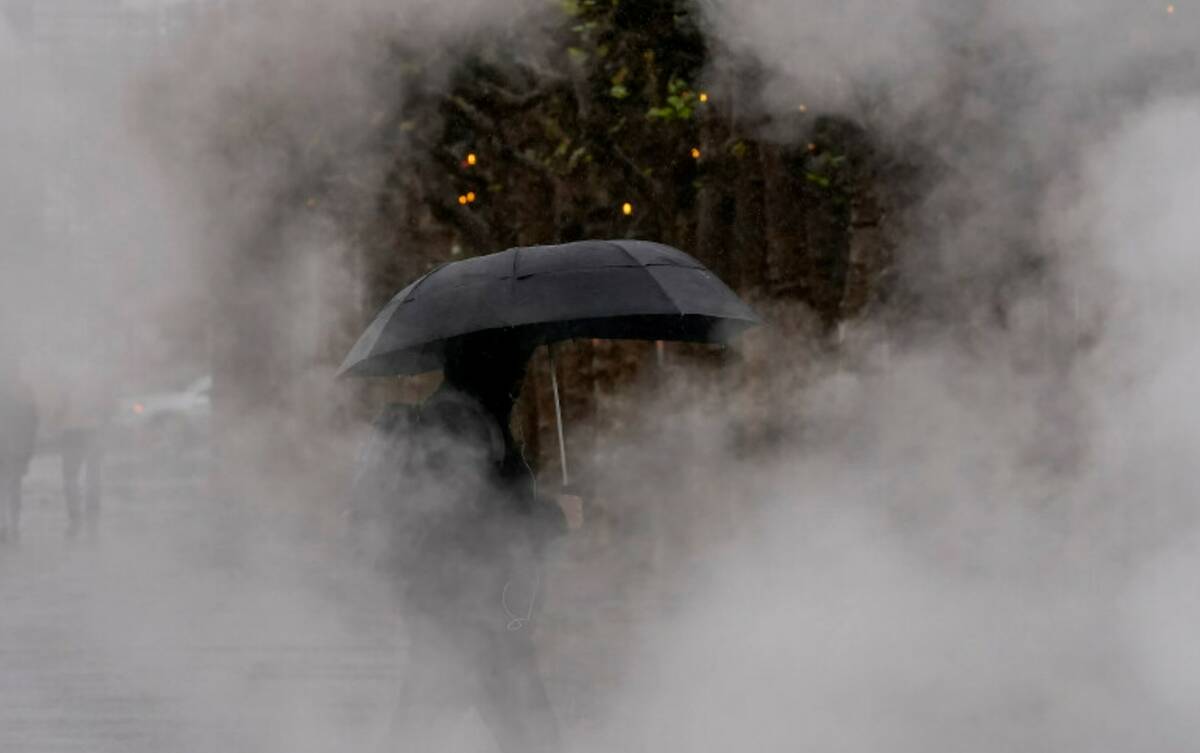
top-left (583, 2), bottom-right (1200, 750)
top-left (4, 1), bottom-right (1200, 751)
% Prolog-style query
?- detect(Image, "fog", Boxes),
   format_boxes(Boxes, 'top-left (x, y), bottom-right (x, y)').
top-left (4, 1), bottom-right (1200, 752)
top-left (592, 2), bottom-right (1200, 750)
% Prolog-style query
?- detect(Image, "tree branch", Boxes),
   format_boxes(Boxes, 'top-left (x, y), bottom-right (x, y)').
top-left (474, 80), bottom-right (564, 112)
top-left (448, 97), bottom-right (561, 185)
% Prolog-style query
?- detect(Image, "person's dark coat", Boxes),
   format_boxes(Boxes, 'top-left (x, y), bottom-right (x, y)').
top-left (356, 335), bottom-right (568, 753)
top-left (349, 384), bottom-right (565, 632)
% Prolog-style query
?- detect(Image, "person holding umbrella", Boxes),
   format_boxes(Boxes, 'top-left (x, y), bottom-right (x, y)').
top-left (343, 240), bottom-right (758, 752)
top-left (355, 330), bottom-right (579, 752)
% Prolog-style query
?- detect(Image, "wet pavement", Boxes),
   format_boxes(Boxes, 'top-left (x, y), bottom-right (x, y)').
top-left (0, 454), bottom-right (405, 753)
top-left (0, 452), bottom-right (647, 752)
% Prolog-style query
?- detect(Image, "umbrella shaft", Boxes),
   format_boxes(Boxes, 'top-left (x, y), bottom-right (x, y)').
top-left (549, 345), bottom-right (570, 487)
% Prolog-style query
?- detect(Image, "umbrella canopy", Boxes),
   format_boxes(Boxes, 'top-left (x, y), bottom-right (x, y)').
top-left (339, 239), bottom-right (760, 377)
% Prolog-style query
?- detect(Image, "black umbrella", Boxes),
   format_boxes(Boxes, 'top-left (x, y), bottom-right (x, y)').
top-left (340, 239), bottom-right (759, 376)
top-left (339, 239), bottom-right (761, 481)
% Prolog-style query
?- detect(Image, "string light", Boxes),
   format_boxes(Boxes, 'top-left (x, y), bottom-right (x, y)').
top-left (458, 194), bottom-right (469, 205)
top-left (466, 191), bottom-right (477, 203)
top-left (698, 91), bottom-right (709, 103)
top-left (690, 147), bottom-right (701, 159)
top-left (807, 143), bottom-right (817, 152)
top-left (1167, 3), bottom-right (1175, 12)
top-left (466, 152), bottom-right (478, 166)
top-left (797, 103), bottom-right (808, 113)
top-left (622, 202), bottom-right (634, 216)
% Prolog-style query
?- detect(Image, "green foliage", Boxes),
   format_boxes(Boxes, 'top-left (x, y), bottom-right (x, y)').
top-left (567, 146), bottom-right (590, 169)
top-left (805, 152), bottom-right (848, 192)
top-left (363, 0), bottom-right (883, 344)
top-left (647, 77), bottom-right (697, 120)
top-left (609, 66), bottom-right (631, 99)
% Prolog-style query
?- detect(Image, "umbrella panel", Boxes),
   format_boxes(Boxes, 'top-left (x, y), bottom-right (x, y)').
top-left (343, 313), bottom-right (752, 377)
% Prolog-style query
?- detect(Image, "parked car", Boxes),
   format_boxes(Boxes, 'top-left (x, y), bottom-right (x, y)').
top-left (114, 375), bottom-right (212, 455)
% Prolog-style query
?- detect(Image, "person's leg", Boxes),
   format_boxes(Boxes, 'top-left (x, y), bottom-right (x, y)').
top-left (384, 678), bottom-right (469, 752)
top-left (83, 435), bottom-right (102, 535)
top-left (383, 617), bottom-right (476, 751)
top-left (61, 433), bottom-right (84, 536)
top-left (475, 630), bottom-right (563, 753)
top-left (0, 469), bottom-right (12, 541)
top-left (9, 473), bottom-right (22, 542)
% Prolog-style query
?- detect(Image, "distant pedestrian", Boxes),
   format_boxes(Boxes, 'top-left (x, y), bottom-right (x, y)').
top-left (52, 367), bottom-right (115, 538)
top-left (0, 358), bottom-right (38, 543)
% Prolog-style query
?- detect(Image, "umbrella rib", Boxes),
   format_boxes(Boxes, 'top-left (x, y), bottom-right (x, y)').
top-left (509, 245), bottom-right (521, 327)
top-left (401, 264), bottom-right (446, 303)
top-left (601, 240), bottom-right (683, 314)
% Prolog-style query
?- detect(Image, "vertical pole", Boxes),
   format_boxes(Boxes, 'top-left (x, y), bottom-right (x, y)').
top-left (548, 344), bottom-right (569, 487)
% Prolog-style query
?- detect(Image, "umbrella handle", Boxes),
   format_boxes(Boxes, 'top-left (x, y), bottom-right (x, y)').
top-left (548, 344), bottom-right (569, 487)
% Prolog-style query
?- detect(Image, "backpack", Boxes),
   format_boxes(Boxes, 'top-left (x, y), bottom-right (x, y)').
top-left (346, 402), bottom-right (425, 573)
top-left (346, 394), bottom-right (503, 577)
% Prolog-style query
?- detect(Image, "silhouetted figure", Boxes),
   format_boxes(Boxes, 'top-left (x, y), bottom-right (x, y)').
top-left (53, 370), bottom-right (115, 538)
top-left (0, 360), bottom-right (38, 543)
top-left (353, 333), bottom-right (569, 753)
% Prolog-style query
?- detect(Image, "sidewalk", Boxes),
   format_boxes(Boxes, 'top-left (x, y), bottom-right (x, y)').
top-left (0, 456), bottom-right (645, 752)
top-left (0, 458), bottom-right (403, 753)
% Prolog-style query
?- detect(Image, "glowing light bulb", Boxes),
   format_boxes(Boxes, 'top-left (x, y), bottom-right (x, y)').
top-left (1167, 3), bottom-right (1176, 12)
top-left (466, 191), bottom-right (477, 203)
top-left (691, 147), bottom-right (701, 159)
top-left (622, 202), bottom-right (634, 216)
top-left (797, 103), bottom-right (808, 113)
top-left (698, 92), bottom-right (709, 103)
top-left (458, 195), bottom-right (469, 205)
top-left (466, 153), bottom-right (478, 166)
